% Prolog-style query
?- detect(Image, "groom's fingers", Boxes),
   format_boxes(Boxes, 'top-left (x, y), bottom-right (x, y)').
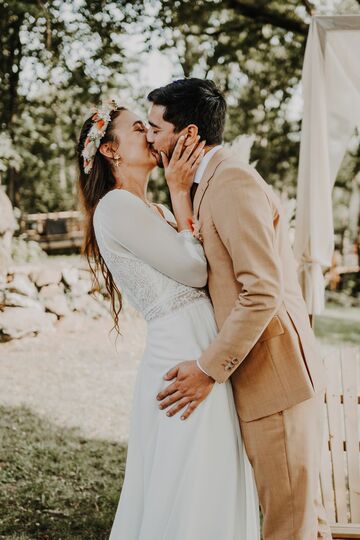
top-left (157, 380), bottom-right (178, 401)
top-left (164, 365), bottom-right (179, 381)
top-left (180, 401), bottom-right (198, 420)
top-left (158, 391), bottom-right (184, 411)
top-left (166, 397), bottom-right (191, 417)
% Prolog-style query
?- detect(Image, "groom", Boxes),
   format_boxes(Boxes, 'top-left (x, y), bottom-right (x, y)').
top-left (147, 78), bottom-right (331, 540)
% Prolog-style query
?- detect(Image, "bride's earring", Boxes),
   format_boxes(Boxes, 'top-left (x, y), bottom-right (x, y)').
top-left (114, 155), bottom-right (121, 167)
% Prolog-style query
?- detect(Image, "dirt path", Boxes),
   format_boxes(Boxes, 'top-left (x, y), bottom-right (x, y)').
top-left (0, 310), bottom-right (147, 443)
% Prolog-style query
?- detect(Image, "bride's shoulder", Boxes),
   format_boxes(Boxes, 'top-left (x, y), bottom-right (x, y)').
top-left (98, 188), bottom-right (132, 204)
top-left (94, 190), bottom-right (138, 229)
top-left (96, 189), bottom-right (140, 213)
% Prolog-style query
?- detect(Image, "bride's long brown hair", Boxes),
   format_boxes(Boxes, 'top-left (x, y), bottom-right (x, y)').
top-left (77, 108), bottom-right (126, 333)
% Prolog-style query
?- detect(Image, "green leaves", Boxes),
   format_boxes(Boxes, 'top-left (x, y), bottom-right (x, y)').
top-left (0, 0), bottom-right (138, 211)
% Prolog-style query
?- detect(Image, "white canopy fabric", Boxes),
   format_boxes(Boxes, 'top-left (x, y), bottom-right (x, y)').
top-left (294, 15), bottom-right (360, 314)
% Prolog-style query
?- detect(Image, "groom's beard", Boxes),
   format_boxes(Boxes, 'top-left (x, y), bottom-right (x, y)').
top-left (150, 137), bottom-right (179, 168)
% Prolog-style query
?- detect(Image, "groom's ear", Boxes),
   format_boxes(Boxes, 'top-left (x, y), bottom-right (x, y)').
top-left (183, 124), bottom-right (199, 147)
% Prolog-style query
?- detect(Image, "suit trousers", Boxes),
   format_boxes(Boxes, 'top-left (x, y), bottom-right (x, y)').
top-left (239, 393), bottom-right (332, 540)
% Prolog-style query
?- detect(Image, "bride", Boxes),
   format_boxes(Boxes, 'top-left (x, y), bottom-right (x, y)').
top-left (77, 100), bottom-right (259, 539)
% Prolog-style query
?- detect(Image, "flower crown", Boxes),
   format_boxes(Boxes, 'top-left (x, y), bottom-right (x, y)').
top-left (82, 99), bottom-right (122, 174)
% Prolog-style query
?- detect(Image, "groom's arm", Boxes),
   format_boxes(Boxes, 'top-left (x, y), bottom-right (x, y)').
top-left (156, 167), bottom-right (283, 420)
top-left (199, 168), bottom-right (283, 382)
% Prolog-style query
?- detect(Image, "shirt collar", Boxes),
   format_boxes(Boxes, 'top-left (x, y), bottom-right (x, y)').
top-left (193, 145), bottom-right (223, 184)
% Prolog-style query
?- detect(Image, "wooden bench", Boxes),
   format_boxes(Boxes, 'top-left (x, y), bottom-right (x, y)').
top-left (320, 347), bottom-right (360, 538)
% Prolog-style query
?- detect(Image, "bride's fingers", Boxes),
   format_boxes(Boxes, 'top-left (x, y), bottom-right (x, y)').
top-left (179, 137), bottom-right (200, 163)
top-left (189, 143), bottom-right (206, 168)
top-left (169, 135), bottom-right (185, 165)
top-left (189, 140), bottom-right (206, 161)
top-left (190, 150), bottom-right (205, 172)
top-left (161, 151), bottom-right (169, 168)
top-left (166, 397), bottom-right (191, 417)
top-left (180, 401), bottom-right (198, 420)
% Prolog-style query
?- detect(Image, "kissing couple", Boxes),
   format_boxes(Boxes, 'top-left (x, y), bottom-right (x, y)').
top-left (77, 78), bottom-right (331, 540)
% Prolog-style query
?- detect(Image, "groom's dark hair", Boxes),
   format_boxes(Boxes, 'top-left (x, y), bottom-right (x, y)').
top-left (147, 78), bottom-right (226, 145)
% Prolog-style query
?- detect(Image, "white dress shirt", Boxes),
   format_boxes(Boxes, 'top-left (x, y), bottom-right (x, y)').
top-left (193, 145), bottom-right (222, 185)
top-left (194, 145), bottom-right (222, 378)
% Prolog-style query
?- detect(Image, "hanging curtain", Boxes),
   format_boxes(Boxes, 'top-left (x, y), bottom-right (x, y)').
top-left (294, 15), bottom-right (360, 314)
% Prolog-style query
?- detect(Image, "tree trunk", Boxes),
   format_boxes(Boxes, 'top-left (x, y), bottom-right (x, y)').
top-left (7, 167), bottom-right (17, 207)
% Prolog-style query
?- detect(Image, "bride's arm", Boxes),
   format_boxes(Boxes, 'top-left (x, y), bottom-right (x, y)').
top-left (96, 189), bottom-right (207, 287)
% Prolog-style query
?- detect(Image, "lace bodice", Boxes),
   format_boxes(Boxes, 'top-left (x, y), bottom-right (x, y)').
top-left (94, 190), bottom-right (209, 322)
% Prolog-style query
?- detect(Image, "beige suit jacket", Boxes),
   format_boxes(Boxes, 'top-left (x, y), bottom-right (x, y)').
top-left (194, 148), bottom-right (326, 422)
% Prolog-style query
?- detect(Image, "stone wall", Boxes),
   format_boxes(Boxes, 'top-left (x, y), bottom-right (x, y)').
top-left (0, 263), bottom-right (111, 342)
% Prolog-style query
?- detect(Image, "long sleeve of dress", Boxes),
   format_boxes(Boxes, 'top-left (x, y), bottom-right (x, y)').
top-left (94, 189), bottom-right (208, 288)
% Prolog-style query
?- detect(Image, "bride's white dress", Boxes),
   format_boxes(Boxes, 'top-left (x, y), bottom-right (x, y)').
top-left (94, 189), bottom-right (260, 540)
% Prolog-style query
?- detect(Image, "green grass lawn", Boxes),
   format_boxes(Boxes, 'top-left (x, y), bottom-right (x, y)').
top-left (314, 306), bottom-right (360, 345)
top-left (0, 406), bottom-right (126, 540)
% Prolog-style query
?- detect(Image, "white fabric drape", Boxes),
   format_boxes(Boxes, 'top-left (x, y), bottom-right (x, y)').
top-left (294, 15), bottom-right (360, 314)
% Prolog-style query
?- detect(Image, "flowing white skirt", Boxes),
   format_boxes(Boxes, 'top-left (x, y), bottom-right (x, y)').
top-left (109, 298), bottom-right (260, 540)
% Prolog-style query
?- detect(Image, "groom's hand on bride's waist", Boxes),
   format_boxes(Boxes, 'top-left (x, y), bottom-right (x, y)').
top-left (156, 360), bottom-right (215, 420)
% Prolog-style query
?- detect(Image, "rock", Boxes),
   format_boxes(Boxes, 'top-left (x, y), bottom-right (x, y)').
top-left (78, 268), bottom-right (91, 281)
top-left (8, 263), bottom-right (40, 276)
top-left (41, 295), bottom-right (69, 318)
top-left (56, 312), bottom-right (89, 333)
top-left (62, 267), bottom-right (79, 287)
top-left (38, 284), bottom-right (69, 317)
top-left (31, 268), bottom-right (62, 288)
top-left (92, 291), bottom-right (105, 303)
top-left (69, 278), bottom-right (92, 297)
top-left (38, 283), bottom-right (64, 299)
top-left (0, 307), bottom-right (56, 342)
top-left (2, 291), bottom-right (43, 310)
top-left (6, 273), bottom-right (38, 298)
top-left (69, 293), bottom-right (108, 319)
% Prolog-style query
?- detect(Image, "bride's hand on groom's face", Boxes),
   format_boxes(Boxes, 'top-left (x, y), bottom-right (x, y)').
top-left (156, 360), bottom-right (215, 420)
top-left (162, 136), bottom-right (206, 195)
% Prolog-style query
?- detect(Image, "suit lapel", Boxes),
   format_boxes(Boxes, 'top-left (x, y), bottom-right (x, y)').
top-left (193, 147), bottom-right (231, 218)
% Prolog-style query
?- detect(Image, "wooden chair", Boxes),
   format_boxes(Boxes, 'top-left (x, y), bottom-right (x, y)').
top-left (320, 347), bottom-right (360, 539)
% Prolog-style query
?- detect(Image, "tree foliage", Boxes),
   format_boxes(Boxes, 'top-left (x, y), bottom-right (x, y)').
top-left (0, 0), bottom-right (142, 211)
top-left (147, 0), bottom-right (360, 197)
top-left (0, 0), bottom-right (359, 214)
